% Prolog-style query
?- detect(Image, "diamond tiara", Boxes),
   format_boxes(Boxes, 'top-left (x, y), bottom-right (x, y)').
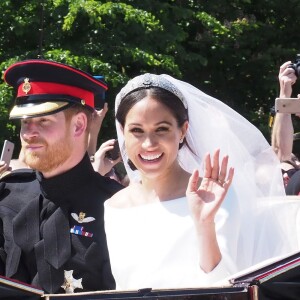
top-left (115, 73), bottom-right (187, 109)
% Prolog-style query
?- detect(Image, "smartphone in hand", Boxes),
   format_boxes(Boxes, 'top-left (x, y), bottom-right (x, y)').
top-left (106, 140), bottom-right (120, 160)
top-left (0, 140), bottom-right (14, 165)
top-left (275, 98), bottom-right (300, 113)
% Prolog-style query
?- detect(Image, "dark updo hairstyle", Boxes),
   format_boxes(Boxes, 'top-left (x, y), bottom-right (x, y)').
top-left (116, 87), bottom-right (190, 170)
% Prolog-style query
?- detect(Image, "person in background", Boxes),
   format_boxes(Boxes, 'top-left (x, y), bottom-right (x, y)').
top-left (104, 73), bottom-right (296, 290)
top-left (0, 59), bottom-right (123, 294)
top-left (271, 61), bottom-right (300, 189)
top-left (87, 103), bottom-right (127, 185)
top-left (0, 148), bottom-right (29, 179)
top-left (87, 103), bottom-right (108, 157)
top-left (91, 139), bottom-right (124, 184)
top-left (0, 160), bottom-right (11, 178)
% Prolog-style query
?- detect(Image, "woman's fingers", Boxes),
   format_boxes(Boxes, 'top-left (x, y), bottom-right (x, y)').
top-left (187, 169), bottom-right (199, 194)
top-left (218, 154), bottom-right (229, 185)
top-left (202, 149), bottom-right (233, 188)
top-left (210, 149), bottom-right (220, 181)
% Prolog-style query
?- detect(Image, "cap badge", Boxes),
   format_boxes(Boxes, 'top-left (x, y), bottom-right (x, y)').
top-left (70, 225), bottom-right (93, 237)
top-left (71, 212), bottom-right (95, 223)
top-left (61, 270), bottom-right (83, 294)
top-left (22, 78), bottom-right (31, 94)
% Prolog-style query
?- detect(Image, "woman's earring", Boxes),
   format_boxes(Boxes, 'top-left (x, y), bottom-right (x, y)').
top-left (179, 137), bottom-right (184, 144)
top-left (127, 159), bottom-right (137, 171)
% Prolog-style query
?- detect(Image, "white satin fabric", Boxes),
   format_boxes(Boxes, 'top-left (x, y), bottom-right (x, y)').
top-left (104, 196), bottom-right (237, 290)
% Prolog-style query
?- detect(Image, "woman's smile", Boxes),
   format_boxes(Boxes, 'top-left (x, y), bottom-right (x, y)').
top-left (139, 153), bottom-right (163, 162)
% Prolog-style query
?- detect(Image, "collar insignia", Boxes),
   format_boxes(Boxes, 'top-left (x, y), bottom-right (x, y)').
top-left (71, 212), bottom-right (95, 223)
top-left (22, 78), bottom-right (31, 94)
top-left (61, 270), bottom-right (83, 294)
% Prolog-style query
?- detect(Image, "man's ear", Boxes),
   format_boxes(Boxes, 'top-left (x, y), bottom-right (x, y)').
top-left (73, 112), bottom-right (87, 137)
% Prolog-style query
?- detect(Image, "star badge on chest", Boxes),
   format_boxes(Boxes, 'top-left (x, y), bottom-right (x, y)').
top-left (61, 270), bottom-right (83, 294)
top-left (71, 212), bottom-right (95, 223)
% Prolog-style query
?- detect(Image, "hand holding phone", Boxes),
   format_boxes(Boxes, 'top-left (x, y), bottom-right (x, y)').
top-left (105, 140), bottom-right (120, 160)
top-left (275, 98), bottom-right (300, 114)
top-left (0, 140), bottom-right (14, 165)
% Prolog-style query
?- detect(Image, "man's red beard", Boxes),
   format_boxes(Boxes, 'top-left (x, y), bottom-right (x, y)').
top-left (22, 135), bottom-right (73, 173)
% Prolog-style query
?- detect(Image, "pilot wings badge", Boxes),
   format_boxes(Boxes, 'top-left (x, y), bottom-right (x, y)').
top-left (71, 212), bottom-right (95, 223)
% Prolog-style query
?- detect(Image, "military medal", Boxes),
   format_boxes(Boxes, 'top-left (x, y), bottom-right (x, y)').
top-left (70, 225), bottom-right (93, 237)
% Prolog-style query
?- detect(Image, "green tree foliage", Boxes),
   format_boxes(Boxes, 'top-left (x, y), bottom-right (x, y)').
top-left (1, 0), bottom-right (300, 154)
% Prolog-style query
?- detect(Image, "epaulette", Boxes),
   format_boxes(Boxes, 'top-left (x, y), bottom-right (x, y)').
top-left (0, 168), bottom-right (36, 183)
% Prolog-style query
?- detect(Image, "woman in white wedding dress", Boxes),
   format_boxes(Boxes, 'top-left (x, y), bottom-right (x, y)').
top-left (104, 73), bottom-right (297, 290)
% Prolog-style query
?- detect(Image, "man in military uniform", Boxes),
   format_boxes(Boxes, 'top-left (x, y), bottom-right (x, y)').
top-left (0, 59), bottom-right (123, 294)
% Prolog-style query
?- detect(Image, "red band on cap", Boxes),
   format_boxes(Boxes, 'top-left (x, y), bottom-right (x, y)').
top-left (17, 81), bottom-right (95, 107)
